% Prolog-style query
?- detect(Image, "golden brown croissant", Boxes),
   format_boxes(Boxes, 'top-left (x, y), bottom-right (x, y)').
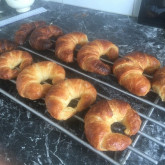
top-left (16, 61), bottom-right (65, 100)
top-left (55, 32), bottom-right (88, 63)
top-left (84, 99), bottom-right (141, 151)
top-left (0, 39), bottom-right (17, 54)
top-left (45, 78), bottom-right (97, 120)
top-left (14, 21), bottom-right (46, 45)
top-left (0, 50), bottom-right (33, 80)
top-left (152, 66), bottom-right (165, 101)
top-left (113, 52), bottom-right (160, 96)
top-left (77, 39), bottom-right (119, 75)
top-left (29, 25), bottom-right (63, 50)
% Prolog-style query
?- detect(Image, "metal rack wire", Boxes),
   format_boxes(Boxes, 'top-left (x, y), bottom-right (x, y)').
top-left (0, 45), bottom-right (165, 165)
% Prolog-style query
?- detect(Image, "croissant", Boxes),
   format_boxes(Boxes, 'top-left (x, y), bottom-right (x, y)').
top-left (29, 25), bottom-right (63, 50)
top-left (0, 39), bottom-right (17, 54)
top-left (45, 78), bottom-right (97, 120)
top-left (55, 32), bottom-right (88, 63)
top-left (84, 99), bottom-right (141, 151)
top-left (14, 21), bottom-right (46, 45)
top-left (0, 50), bottom-right (33, 80)
top-left (152, 66), bottom-right (165, 101)
top-left (16, 61), bottom-right (65, 100)
top-left (77, 39), bottom-right (119, 75)
top-left (113, 52), bottom-right (160, 96)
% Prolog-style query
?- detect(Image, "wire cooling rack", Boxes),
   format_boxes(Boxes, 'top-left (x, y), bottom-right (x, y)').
top-left (0, 44), bottom-right (165, 165)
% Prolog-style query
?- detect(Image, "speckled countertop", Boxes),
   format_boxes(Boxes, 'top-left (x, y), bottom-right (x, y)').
top-left (0, 1), bottom-right (165, 165)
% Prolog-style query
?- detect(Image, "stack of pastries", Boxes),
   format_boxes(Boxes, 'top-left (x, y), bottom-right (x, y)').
top-left (0, 20), bottom-right (164, 152)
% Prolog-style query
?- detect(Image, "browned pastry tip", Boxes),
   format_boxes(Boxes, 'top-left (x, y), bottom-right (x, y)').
top-left (84, 99), bottom-right (141, 151)
top-left (14, 21), bottom-right (46, 45)
top-left (55, 32), bottom-right (88, 63)
top-left (113, 51), bottom-right (160, 96)
top-left (0, 39), bottom-right (17, 54)
top-left (77, 39), bottom-right (119, 75)
top-left (0, 50), bottom-right (33, 80)
top-left (29, 25), bottom-right (63, 50)
top-left (16, 61), bottom-right (65, 100)
top-left (45, 78), bottom-right (97, 120)
top-left (152, 66), bottom-right (165, 101)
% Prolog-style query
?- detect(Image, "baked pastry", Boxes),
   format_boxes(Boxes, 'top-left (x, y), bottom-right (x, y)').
top-left (16, 61), bottom-right (65, 100)
top-left (0, 39), bottom-right (17, 54)
top-left (14, 21), bottom-right (46, 45)
top-left (0, 50), bottom-right (32, 80)
top-left (152, 66), bottom-right (165, 101)
top-left (55, 32), bottom-right (88, 63)
top-left (113, 52), bottom-right (160, 96)
top-left (84, 99), bottom-right (141, 151)
top-left (77, 39), bottom-right (119, 75)
top-left (45, 78), bottom-right (97, 120)
top-left (29, 25), bottom-right (63, 50)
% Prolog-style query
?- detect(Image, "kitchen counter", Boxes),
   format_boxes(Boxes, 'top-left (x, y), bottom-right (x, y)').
top-left (0, 1), bottom-right (165, 165)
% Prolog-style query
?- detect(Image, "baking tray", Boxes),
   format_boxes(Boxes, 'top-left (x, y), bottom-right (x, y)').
top-left (0, 41), bottom-right (165, 165)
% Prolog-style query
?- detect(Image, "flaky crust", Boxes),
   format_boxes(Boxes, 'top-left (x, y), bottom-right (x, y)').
top-left (55, 32), bottom-right (88, 63)
top-left (84, 99), bottom-right (141, 151)
top-left (29, 25), bottom-right (63, 50)
top-left (77, 39), bottom-right (118, 75)
top-left (113, 52), bottom-right (160, 96)
top-left (0, 50), bottom-right (33, 80)
top-left (45, 78), bottom-right (97, 120)
top-left (152, 66), bottom-right (165, 101)
top-left (0, 39), bottom-right (17, 54)
top-left (16, 61), bottom-right (65, 100)
top-left (14, 21), bottom-right (46, 45)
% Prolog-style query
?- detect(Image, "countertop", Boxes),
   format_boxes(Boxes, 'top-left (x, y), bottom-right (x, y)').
top-left (0, 0), bottom-right (165, 165)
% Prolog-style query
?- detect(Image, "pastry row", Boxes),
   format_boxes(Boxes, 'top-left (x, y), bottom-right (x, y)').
top-left (0, 53), bottom-right (142, 151)
top-left (0, 19), bottom-right (164, 101)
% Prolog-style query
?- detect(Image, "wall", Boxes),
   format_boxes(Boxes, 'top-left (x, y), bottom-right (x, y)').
top-left (43, 0), bottom-right (142, 17)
